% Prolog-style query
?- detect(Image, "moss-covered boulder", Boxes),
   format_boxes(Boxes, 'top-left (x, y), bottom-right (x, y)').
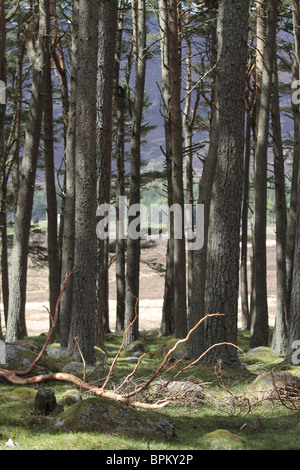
top-left (199, 429), bottom-right (250, 450)
top-left (5, 387), bottom-right (37, 402)
top-left (248, 371), bottom-right (300, 400)
top-left (61, 361), bottom-right (94, 377)
top-left (3, 343), bottom-right (61, 375)
top-left (151, 338), bottom-right (190, 361)
top-left (52, 397), bottom-right (175, 440)
top-left (243, 347), bottom-right (281, 366)
top-left (122, 340), bottom-right (150, 358)
top-left (61, 389), bottom-right (82, 406)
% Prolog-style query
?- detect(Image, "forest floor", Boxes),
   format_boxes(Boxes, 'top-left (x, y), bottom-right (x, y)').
top-left (1, 228), bottom-right (300, 452)
top-left (11, 230), bottom-right (277, 337)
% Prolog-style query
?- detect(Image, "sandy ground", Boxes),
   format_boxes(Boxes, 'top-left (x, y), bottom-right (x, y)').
top-left (0, 234), bottom-right (278, 337)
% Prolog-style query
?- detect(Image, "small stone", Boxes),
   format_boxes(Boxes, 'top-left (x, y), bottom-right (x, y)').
top-left (5, 438), bottom-right (19, 448)
top-left (62, 389), bottom-right (82, 406)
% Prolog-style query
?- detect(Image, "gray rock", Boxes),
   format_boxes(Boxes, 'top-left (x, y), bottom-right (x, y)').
top-left (62, 389), bottom-right (82, 406)
top-left (62, 361), bottom-right (94, 377)
top-left (46, 346), bottom-right (70, 359)
top-left (125, 340), bottom-right (150, 357)
top-left (249, 371), bottom-right (300, 400)
top-left (125, 357), bottom-right (140, 364)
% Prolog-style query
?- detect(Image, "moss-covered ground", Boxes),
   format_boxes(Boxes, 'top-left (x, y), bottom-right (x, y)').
top-left (0, 329), bottom-right (300, 451)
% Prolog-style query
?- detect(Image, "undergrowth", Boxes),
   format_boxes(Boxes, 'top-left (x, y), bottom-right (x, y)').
top-left (0, 329), bottom-right (300, 451)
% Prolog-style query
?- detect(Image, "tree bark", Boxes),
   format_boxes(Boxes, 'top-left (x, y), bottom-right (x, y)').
top-left (44, 2), bottom-right (60, 339)
top-left (113, 2), bottom-right (127, 336)
top-left (95, 0), bottom-right (118, 345)
top-left (59, 0), bottom-right (78, 347)
top-left (188, 12), bottom-right (218, 358)
top-left (203, 0), bottom-right (249, 366)
top-left (240, 110), bottom-right (251, 330)
top-left (68, 0), bottom-right (99, 365)
top-left (250, 0), bottom-right (278, 349)
top-left (6, 0), bottom-right (48, 341)
top-left (158, 0), bottom-right (174, 336)
top-left (270, 58), bottom-right (288, 355)
top-left (124, 0), bottom-right (146, 346)
top-left (287, 0), bottom-right (300, 318)
top-left (169, 0), bottom-right (187, 338)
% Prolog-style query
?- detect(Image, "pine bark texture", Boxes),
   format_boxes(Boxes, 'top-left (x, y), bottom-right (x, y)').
top-left (59, 0), bottom-right (78, 347)
top-left (96, 0), bottom-right (118, 344)
top-left (169, 0), bottom-right (187, 338)
top-left (203, 0), bottom-right (249, 366)
top-left (6, 0), bottom-right (48, 341)
top-left (250, 0), bottom-right (278, 348)
top-left (124, 0), bottom-right (146, 346)
top-left (68, 0), bottom-right (99, 364)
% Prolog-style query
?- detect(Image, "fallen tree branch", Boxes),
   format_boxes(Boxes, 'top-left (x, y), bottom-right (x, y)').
top-left (0, 287), bottom-right (243, 410)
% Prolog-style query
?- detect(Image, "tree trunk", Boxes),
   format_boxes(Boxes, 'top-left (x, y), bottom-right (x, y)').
top-left (124, 0), bottom-right (146, 346)
top-left (114, 86), bottom-right (126, 336)
top-left (240, 111), bottom-right (251, 330)
top-left (0, 0), bottom-right (7, 337)
top-left (95, 0), bottom-right (118, 345)
top-left (287, 0), bottom-right (300, 317)
top-left (188, 13), bottom-right (218, 358)
top-left (44, 4), bottom-right (60, 339)
top-left (250, 0), bottom-right (278, 349)
top-left (6, 0), bottom-right (48, 342)
top-left (158, 0), bottom-right (174, 336)
top-left (270, 58), bottom-right (288, 355)
top-left (68, 0), bottom-right (99, 364)
top-left (203, 0), bottom-right (249, 366)
top-left (169, 0), bottom-right (187, 338)
top-left (59, 0), bottom-right (78, 347)
top-left (113, 2), bottom-right (127, 335)
top-left (284, 134), bottom-right (300, 365)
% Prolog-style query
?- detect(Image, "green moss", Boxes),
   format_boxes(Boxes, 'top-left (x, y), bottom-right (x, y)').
top-left (5, 387), bottom-right (37, 402)
top-left (199, 429), bottom-right (251, 450)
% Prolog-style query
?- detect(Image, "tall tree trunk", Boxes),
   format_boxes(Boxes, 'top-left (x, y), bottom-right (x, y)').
top-left (158, 0), bottom-right (174, 336)
top-left (284, 128), bottom-right (300, 365)
top-left (68, 0), bottom-right (99, 365)
top-left (124, 0), bottom-right (146, 346)
top-left (240, 111), bottom-right (251, 330)
top-left (44, 4), bottom-right (60, 339)
top-left (59, 0), bottom-right (78, 347)
top-left (250, 0), bottom-right (278, 349)
top-left (0, 0), bottom-right (5, 339)
top-left (95, 0), bottom-right (118, 345)
top-left (188, 12), bottom-right (218, 358)
top-left (6, 0), bottom-right (48, 342)
top-left (114, 85), bottom-right (126, 336)
top-left (287, 0), bottom-right (300, 317)
top-left (283, 0), bottom-right (300, 365)
top-left (169, 0), bottom-right (187, 338)
top-left (0, 0), bottom-right (8, 337)
top-left (114, 2), bottom-right (127, 336)
top-left (203, 0), bottom-right (249, 366)
top-left (182, 21), bottom-right (198, 325)
top-left (270, 58), bottom-right (288, 355)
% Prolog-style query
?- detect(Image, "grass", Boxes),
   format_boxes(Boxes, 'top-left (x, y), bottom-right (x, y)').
top-left (0, 329), bottom-right (300, 451)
